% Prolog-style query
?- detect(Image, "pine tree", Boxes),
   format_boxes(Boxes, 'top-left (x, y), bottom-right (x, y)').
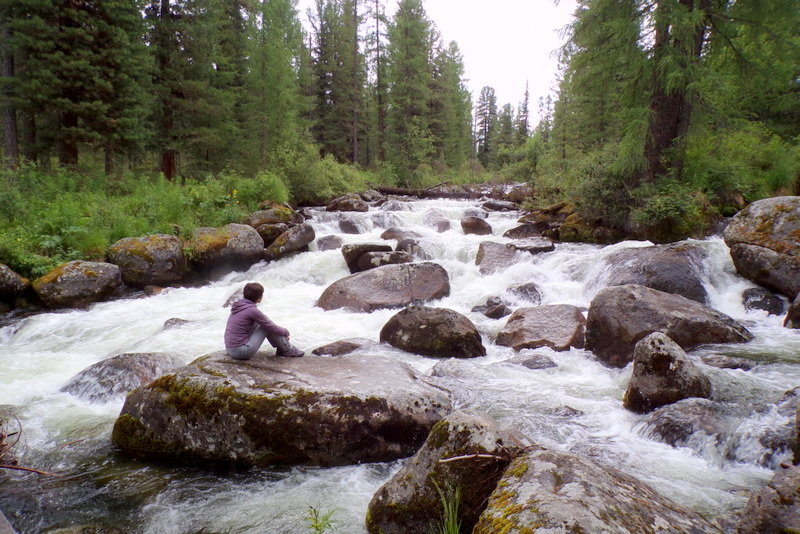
top-left (429, 40), bottom-right (472, 169)
top-left (474, 85), bottom-right (497, 169)
top-left (515, 82), bottom-right (530, 146)
top-left (385, 0), bottom-right (434, 184)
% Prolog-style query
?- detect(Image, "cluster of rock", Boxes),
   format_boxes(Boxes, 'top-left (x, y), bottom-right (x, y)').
top-left (15, 191), bottom-right (800, 532)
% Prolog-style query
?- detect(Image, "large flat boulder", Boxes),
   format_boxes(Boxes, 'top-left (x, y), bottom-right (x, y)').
top-left (107, 234), bottom-right (188, 287)
top-left (586, 285), bottom-right (752, 368)
top-left (735, 466), bottom-right (800, 534)
top-left (496, 305), bottom-right (585, 352)
top-left (366, 410), bottom-right (527, 534)
top-left (317, 262), bottom-right (450, 312)
top-left (723, 196), bottom-right (800, 300)
top-left (112, 352), bottom-right (451, 467)
top-left (597, 243), bottom-right (709, 303)
top-left (32, 260), bottom-right (121, 309)
top-left (380, 306), bottom-right (486, 358)
top-left (474, 448), bottom-right (722, 534)
top-left (623, 333), bottom-right (712, 414)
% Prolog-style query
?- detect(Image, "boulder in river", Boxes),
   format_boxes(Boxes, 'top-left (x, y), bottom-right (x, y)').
top-left (473, 448), bottom-right (722, 534)
top-left (623, 333), bottom-right (712, 414)
top-left (506, 282), bottom-right (542, 305)
top-left (251, 223), bottom-right (289, 248)
top-left (597, 242), bottom-right (709, 303)
top-left (188, 223), bottom-right (264, 276)
top-left (475, 242), bottom-right (521, 274)
top-left (0, 264), bottom-right (29, 302)
top-left (503, 222), bottom-right (548, 239)
top-left (61, 352), bottom-right (184, 403)
top-left (496, 305), bottom-right (586, 352)
top-left (366, 410), bottom-right (528, 534)
top-left (326, 193), bottom-right (369, 212)
top-left (742, 287), bottom-right (785, 315)
top-left (723, 196), bottom-right (800, 300)
top-left (395, 238), bottom-right (429, 260)
top-left (471, 296), bottom-right (512, 319)
top-left (423, 209), bottom-right (451, 232)
top-left (585, 284), bottom-right (753, 368)
top-left (482, 199), bottom-right (517, 212)
top-left (341, 243), bottom-right (393, 273)
top-left (356, 251), bottom-right (413, 272)
top-left (32, 260), bottom-right (122, 309)
top-left (735, 465), bottom-right (800, 534)
top-left (311, 338), bottom-right (375, 356)
top-left (317, 262), bottom-right (450, 312)
top-left (380, 306), bottom-right (486, 358)
top-left (380, 227), bottom-right (421, 241)
top-left (506, 352), bottom-right (557, 370)
top-left (263, 223), bottom-right (315, 262)
top-left (112, 352), bottom-right (451, 467)
top-left (106, 234), bottom-right (189, 287)
top-left (243, 205), bottom-right (303, 227)
top-left (316, 235), bottom-right (343, 251)
top-left (461, 216), bottom-right (492, 235)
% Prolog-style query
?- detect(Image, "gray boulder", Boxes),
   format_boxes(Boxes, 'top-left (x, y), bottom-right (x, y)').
top-left (188, 223), bottom-right (264, 276)
top-left (735, 466), bottom-right (800, 534)
top-left (511, 237), bottom-right (556, 255)
top-left (381, 227), bottom-right (421, 241)
top-left (496, 305), bottom-right (586, 352)
top-left (326, 193), bottom-right (369, 212)
top-left (317, 262), bottom-right (450, 312)
top-left (0, 265), bottom-right (28, 301)
top-left (396, 238), bottom-right (429, 260)
top-left (107, 234), bottom-right (188, 287)
top-left (506, 353), bottom-right (557, 370)
top-left (311, 338), bottom-right (374, 356)
top-left (366, 410), bottom-right (528, 534)
top-left (316, 235), bottom-right (343, 251)
top-left (641, 398), bottom-right (728, 448)
top-left (742, 287), bottom-right (785, 315)
top-left (360, 189), bottom-right (384, 202)
top-left (585, 284), bottom-right (753, 368)
top-left (423, 209), bottom-right (451, 232)
top-left (461, 216), bottom-right (492, 235)
top-left (507, 282), bottom-right (542, 305)
top-left (623, 333), bottom-right (712, 414)
top-left (482, 199), bottom-right (517, 211)
top-left (243, 205), bottom-right (304, 227)
top-left (474, 448), bottom-right (722, 534)
top-left (251, 222), bottom-right (289, 247)
top-left (723, 196), bottom-right (800, 300)
top-left (338, 216), bottom-right (363, 234)
top-left (32, 261), bottom-right (122, 309)
top-left (0, 511), bottom-right (17, 534)
top-left (701, 354), bottom-right (755, 370)
top-left (475, 242), bottom-right (521, 274)
top-left (112, 352), bottom-right (451, 467)
top-left (471, 296), bottom-right (512, 319)
top-left (598, 243), bottom-right (709, 303)
top-left (380, 306), bottom-right (486, 358)
top-left (264, 223), bottom-right (315, 261)
top-left (341, 243), bottom-right (393, 273)
top-left (61, 352), bottom-right (184, 403)
top-left (503, 222), bottom-right (548, 239)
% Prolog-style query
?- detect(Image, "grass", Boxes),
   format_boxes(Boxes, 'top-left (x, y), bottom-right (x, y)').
top-left (429, 480), bottom-right (463, 534)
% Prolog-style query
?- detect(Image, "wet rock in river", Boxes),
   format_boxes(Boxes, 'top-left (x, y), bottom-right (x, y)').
top-left (263, 223), bottom-right (315, 261)
top-left (317, 262), bottom-right (450, 312)
top-left (366, 410), bottom-right (528, 534)
top-left (723, 196), bottom-right (800, 300)
top-left (471, 296), bottom-right (512, 319)
top-left (395, 238), bottom-right (429, 260)
top-left (503, 222), bottom-right (548, 239)
top-left (735, 465), bottom-right (800, 534)
top-left (586, 284), bottom-right (753, 368)
top-left (473, 448), bottom-right (722, 534)
top-left (475, 242), bottom-right (521, 274)
top-left (380, 306), bottom-right (486, 358)
top-left (356, 251), bottom-right (413, 272)
top-left (496, 305), bottom-right (586, 352)
top-left (251, 222), bottom-right (289, 247)
top-left (32, 260), bottom-right (122, 309)
top-left (461, 216), bottom-right (492, 235)
top-left (597, 242), bottom-right (709, 303)
top-left (785, 293), bottom-right (800, 329)
top-left (326, 193), bottom-right (369, 212)
top-left (62, 352), bottom-right (184, 403)
top-left (700, 353), bottom-right (755, 371)
top-left (380, 227), bottom-right (421, 241)
top-left (341, 243), bottom-right (393, 273)
top-left (742, 287), bottom-right (785, 315)
top-left (507, 282), bottom-right (542, 305)
top-left (107, 234), bottom-right (189, 287)
top-left (311, 337), bottom-right (375, 356)
top-left (316, 235), bottom-right (343, 251)
top-left (624, 332), bottom-right (712, 414)
top-left (112, 351), bottom-right (451, 467)
top-left (423, 209), bottom-right (451, 232)
top-left (506, 352), bottom-right (557, 370)
top-left (188, 224), bottom-right (264, 277)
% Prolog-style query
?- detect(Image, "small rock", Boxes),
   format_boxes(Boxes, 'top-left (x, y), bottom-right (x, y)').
top-left (423, 209), bottom-right (451, 232)
top-left (341, 243), bottom-right (393, 274)
top-left (461, 216), bottom-right (492, 235)
top-left (471, 296), bottom-right (512, 319)
top-left (742, 287), bottom-right (785, 315)
top-left (311, 338), bottom-right (374, 356)
top-left (327, 193), bottom-right (369, 212)
top-left (316, 235), bottom-right (343, 251)
top-left (506, 353), bottom-right (557, 370)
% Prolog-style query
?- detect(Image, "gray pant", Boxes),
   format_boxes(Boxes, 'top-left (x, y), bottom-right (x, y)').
top-left (226, 325), bottom-right (293, 360)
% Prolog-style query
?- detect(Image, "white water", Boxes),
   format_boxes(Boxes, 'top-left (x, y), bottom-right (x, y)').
top-left (1, 198), bottom-right (799, 533)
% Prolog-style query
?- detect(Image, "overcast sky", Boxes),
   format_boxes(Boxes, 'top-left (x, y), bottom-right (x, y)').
top-left (296, 0), bottom-right (578, 124)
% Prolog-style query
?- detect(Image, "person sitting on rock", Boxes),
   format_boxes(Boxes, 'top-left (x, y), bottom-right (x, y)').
top-left (224, 282), bottom-right (304, 359)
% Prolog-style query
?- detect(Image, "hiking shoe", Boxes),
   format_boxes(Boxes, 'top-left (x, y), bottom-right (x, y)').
top-left (281, 347), bottom-right (304, 358)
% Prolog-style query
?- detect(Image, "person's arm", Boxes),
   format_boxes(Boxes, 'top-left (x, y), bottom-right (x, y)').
top-left (250, 307), bottom-right (290, 337)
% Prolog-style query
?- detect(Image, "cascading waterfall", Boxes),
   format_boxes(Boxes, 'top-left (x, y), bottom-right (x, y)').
top-left (1, 197), bottom-right (798, 533)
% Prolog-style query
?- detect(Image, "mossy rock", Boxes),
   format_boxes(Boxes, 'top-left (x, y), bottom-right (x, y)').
top-left (112, 351), bottom-right (451, 467)
top-left (107, 234), bottom-right (188, 287)
top-left (187, 224), bottom-right (264, 277)
top-left (32, 260), bottom-right (121, 309)
top-left (380, 305), bottom-right (486, 358)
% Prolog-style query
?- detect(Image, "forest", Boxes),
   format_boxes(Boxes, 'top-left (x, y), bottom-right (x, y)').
top-left (0, 0), bottom-right (798, 278)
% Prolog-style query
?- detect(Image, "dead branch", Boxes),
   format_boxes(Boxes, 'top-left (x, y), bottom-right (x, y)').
top-left (438, 453), bottom-right (508, 464)
top-left (0, 464), bottom-right (61, 477)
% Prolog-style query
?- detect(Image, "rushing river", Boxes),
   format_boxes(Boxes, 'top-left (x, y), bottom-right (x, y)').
top-left (1, 197), bottom-right (799, 533)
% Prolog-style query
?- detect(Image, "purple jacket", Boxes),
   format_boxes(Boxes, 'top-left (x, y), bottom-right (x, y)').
top-left (224, 299), bottom-right (290, 348)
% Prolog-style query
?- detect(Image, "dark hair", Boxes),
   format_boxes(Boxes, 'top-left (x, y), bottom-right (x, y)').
top-left (242, 282), bottom-right (264, 302)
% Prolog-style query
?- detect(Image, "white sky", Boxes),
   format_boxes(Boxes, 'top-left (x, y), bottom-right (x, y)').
top-left (296, 0), bottom-right (578, 124)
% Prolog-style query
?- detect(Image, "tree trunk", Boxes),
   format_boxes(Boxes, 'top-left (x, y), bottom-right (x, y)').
top-left (59, 111), bottom-right (78, 168)
top-left (1, 20), bottom-right (18, 169)
top-left (351, 0), bottom-right (359, 165)
top-left (639, 0), bottom-right (711, 184)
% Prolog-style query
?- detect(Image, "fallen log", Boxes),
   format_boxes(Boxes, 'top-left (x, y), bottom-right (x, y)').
top-left (374, 186), bottom-right (480, 200)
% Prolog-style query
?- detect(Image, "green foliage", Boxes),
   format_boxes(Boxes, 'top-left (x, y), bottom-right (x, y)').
top-left (629, 179), bottom-right (704, 242)
top-left (306, 505), bottom-right (335, 534)
top-left (429, 480), bottom-right (462, 534)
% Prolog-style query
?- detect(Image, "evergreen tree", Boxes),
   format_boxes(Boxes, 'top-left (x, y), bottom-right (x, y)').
top-left (385, 0), bottom-right (434, 184)
top-left (474, 85), bottom-right (497, 169)
top-left (362, 0), bottom-right (389, 165)
top-left (493, 103), bottom-right (515, 169)
top-left (428, 40), bottom-right (472, 169)
top-left (515, 82), bottom-right (530, 146)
